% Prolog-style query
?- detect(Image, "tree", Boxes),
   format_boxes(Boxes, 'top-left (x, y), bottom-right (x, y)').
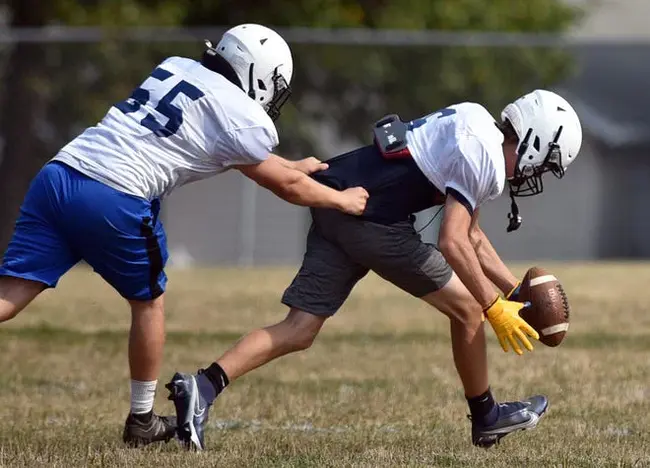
top-left (0, 0), bottom-right (582, 249)
top-left (0, 0), bottom-right (192, 247)
top-left (179, 1), bottom-right (581, 156)
top-left (0, 0), bottom-right (52, 249)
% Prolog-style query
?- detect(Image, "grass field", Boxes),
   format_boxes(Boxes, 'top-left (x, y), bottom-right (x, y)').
top-left (0, 263), bottom-right (649, 467)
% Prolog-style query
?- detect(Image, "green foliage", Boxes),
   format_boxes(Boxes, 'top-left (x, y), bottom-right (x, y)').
top-left (0, 0), bottom-right (584, 255)
top-left (180, 0), bottom-right (580, 31)
top-left (287, 44), bottom-right (573, 141)
top-left (175, 0), bottom-right (582, 156)
top-left (5, 0), bottom-right (583, 158)
top-left (53, 0), bottom-right (185, 27)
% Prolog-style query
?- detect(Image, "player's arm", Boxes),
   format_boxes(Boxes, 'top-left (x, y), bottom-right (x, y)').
top-left (267, 153), bottom-right (296, 169)
top-left (439, 193), bottom-right (538, 354)
top-left (235, 157), bottom-right (368, 215)
top-left (469, 210), bottom-right (519, 296)
top-left (227, 122), bottom-right (366, 214)
top-left (438, 194), bottom-right (499, 309)
top-left (267, 154), bottom-right (328, 175)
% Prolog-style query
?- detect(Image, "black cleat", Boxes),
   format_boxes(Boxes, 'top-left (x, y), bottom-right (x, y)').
top-left (122, 412), bottom-right (177, 447)
top-left (166, 372), bottom-right (209, 451)
top-left (471, 395), bottom-right (548, 448)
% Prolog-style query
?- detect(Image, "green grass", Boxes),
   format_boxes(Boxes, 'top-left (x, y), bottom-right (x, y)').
top-left (0, 263), bottom-right (649, 467)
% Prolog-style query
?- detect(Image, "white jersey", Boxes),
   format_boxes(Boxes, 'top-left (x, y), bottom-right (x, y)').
top-left (406, 102), bottom-right (505, 211)
top-left (53, 56), bottom-right (278, 200)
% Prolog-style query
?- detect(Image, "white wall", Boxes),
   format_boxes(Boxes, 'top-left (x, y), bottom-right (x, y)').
top-left (162, 170), bottom-right (307, 267)
top-left (568, 0), bottom-right (650, 39)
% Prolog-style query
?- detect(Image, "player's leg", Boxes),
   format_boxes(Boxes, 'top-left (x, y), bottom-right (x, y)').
top-left (0, 277), bottom-right (46, 322)
top-left (321, 211), bottom-right (547, 448)
top-left (166, 221), bottom-right (369, 450)
top-left (127, 294), bottom-right (166, 419)
top-left (0, 161), bottom-right (83, 321)
top-left (128, 296), bottom-right (166, 383)
top-left (119, 294), bottom-right (172, 447)
top-left (420, 274), bottom-right (488, 400)
top-left (62, 180), bottom-right (175, 447)
top-left (215, 307), bottom-right (326, 381)
top-left (166, 307), bottom-right (329, 451)
top-left (421, 275), bottom-right (547, 447)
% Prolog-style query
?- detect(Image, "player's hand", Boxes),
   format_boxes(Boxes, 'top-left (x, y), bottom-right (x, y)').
top-left (338, 187), bottom-right (369, 216)
top-left (484, 296), bottom-right (539, 355)
top-left (294, 157), bottom-right (329, 175)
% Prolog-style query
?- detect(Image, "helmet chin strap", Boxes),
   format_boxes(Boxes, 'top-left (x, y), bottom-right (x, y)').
top-left (506, 127), bottom-right (531, 233)
top-left (507, 187), bottom-right (522, 232)
top-left (247, 63), bottom-right (256, 99)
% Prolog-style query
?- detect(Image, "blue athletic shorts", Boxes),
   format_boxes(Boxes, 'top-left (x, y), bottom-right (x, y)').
top-left (0, 161), bottom-right (168, 301)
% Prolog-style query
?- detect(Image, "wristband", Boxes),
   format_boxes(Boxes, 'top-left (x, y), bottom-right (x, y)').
top-left (482, 294), bottom-right (500, 317)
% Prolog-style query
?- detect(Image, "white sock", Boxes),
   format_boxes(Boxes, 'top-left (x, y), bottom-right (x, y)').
top-left (130, 379), bottom-right (157, 414)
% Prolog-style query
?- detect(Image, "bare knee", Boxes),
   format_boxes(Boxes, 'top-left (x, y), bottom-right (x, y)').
top-left (128, 295), bottom-right (165, 318)
top-left (277, 308), bottom-right (326, 352)
top-left (127, 296), bottom-right (166, 344)
top-left (449, 309), bottom-right (483, 343)
top-left (421, 274), bottom-right (483, 333)
top-left (127, 295), bottom-right (166, 341)
top-left (449, 302), bottom-right (483, 331)
top-left (290, 330), bottom-right (318, 351)
top-left (0, 276), bottom-right (45, 322)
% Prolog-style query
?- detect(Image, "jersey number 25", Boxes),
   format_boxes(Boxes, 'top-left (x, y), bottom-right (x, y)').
top-left (115, 67), bottom-right (204, 138)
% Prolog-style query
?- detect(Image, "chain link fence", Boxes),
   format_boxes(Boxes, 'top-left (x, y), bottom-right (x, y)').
top-left (1, 28), bottom-right (648, 265)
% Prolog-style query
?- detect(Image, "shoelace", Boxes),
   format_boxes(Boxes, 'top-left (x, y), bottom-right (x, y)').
top-left (557, 284), bottom-right (570, 320)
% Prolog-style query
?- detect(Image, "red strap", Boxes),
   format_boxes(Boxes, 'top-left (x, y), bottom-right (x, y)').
top-left (374, 137), bottom-right (412, 160)
top-left (382, 148), bottom-right (412, 159)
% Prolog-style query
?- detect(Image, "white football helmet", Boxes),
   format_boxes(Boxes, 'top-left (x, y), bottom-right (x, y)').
top-left (206, 24), bottom-right (293, 121)
top-left (501, 89), bottom-right (582, 197)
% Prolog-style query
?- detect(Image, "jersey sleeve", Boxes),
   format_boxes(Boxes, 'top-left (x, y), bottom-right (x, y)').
top-left (211, 120), bottom-right (279, 168)
top-left (204, 89), bottom-right (280, 167)
top-left (227, 124), bottom-right (279, 165)
top-left (444, 135), bottom-right (499, 212)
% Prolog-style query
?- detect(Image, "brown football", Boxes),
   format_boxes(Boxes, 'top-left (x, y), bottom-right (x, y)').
top-left (517, 266), bottom-right (570, 347)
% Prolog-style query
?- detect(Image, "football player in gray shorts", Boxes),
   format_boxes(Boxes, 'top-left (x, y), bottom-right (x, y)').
top-left (167, 90), bottom-right (583, 450)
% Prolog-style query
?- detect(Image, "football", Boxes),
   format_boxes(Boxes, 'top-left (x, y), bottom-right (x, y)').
top-left (517, 266), bottom-right (570, 347)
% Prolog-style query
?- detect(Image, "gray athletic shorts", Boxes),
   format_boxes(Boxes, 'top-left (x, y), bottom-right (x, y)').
top-left (281, 208), bottom-right (453, 316)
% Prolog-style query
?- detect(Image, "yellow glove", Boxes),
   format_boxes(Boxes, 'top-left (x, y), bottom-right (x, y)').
top-left (483, 296), bottom-right (539, 355)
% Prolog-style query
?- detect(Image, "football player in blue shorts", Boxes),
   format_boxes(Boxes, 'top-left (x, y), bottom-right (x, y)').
top-left (167, 90), bottom-right (583, 450)
top-left (0, 24), bottom-right (369, 447)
